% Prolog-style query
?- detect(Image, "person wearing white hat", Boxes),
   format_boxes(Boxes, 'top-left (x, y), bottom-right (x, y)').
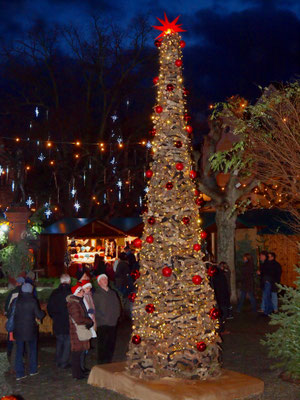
top-left (93, 274), bottom-right (121, 364)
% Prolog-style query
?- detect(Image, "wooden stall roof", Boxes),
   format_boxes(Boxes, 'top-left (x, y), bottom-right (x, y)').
top-left (41, 217), bottom-right (127, 238)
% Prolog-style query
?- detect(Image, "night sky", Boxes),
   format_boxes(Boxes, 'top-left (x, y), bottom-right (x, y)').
top-left (1, 0), bottom-right (300, 110)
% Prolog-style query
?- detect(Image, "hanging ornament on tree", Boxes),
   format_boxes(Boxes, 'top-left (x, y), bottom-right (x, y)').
top-left (182, 217), bottom-right (190, 225)
top-left (194, 189), bottom-right (200, 196)
top-left (180, 40), bottom-right (186, 48)
top-left (165, 182), bottom-right (173, 190)
top-left (189, 170), bottom-right (197, 179)
top-left (154, 39), bottom-right (162, 47)
top-left (132, 335), bottom-right (141, 344)
top-left (174, 141), bottom-right (182, 148)
top-left (128, 293), bottom-right (137, 302)
top-left (192, 275), bottom-right (203, 285)
top-left (146, 235), bottom-right (154, 244)
top-left (153, 76), bottom-right (159, 84)
top-left (184, 113), bottom-right (191, 122)
top-left (166, 84), bottom-right (174, 91)
top-left (145, 304), bottom-right (155, 313)
top-left (155, 105), bottom-right (163, 113)
top-left (175, 162), bottom-right (184, 171)
top-left (149, 128), bottom-right (156, 136)
top-left (193, 243), bottom-right (201, 252)
top-left (145, 169), bottom-right (153, 178)
top-left (131, 270), bottom-right (141, 281)
top-left (147, 217), bottom-right (156, 225)
top-left (132, 238), bottom-right (142, 248)
top-left (196, 341), bottom-right (207, 352)
top-left (186, 125), bottom-right (193, 134)
top-left (175, 59), bottom-right (183, 67)
top-left (195, 198), bottom-right (205, 207)
top-left (207, 266), bottom-right (217, 277)
top-left (183, 88), bottom-right (190, 96)
top-left (162, 266), bottom-right (172, 277)
top-left (201, 231), bottom-right (208, 239)
top-left (209, 307), bottom-right (220, 320)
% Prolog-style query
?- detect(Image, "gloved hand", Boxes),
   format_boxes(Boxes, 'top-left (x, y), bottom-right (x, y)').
top-left (85, 318), bottom-right (93, 329)
top-left (87, 308), bottom-right (95, 314)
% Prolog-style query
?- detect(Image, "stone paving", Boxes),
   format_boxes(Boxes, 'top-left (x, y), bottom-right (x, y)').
top-left (0, 313), bottom-right (299, 400)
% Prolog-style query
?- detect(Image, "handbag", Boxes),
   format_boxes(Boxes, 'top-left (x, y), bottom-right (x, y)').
top-left (71, 317), bottom-right (92, 341)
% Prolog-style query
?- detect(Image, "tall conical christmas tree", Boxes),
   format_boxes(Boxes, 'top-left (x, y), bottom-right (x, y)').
top-left (126, 14), bottom-right (221, 380)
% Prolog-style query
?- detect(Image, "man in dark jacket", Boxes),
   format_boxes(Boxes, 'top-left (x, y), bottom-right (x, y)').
top-left (115, 252), bottom-right (130, 297)
top-left (94, 274), bottom-right (121, 364)
top-left (268, 252), bottom-right (282, 313)
top-left (14, 283), bottom-right (45, 380)
top-left (124, 245), bottom-right (137, 272)
top-left (47, 274), bottom-right (72, 368)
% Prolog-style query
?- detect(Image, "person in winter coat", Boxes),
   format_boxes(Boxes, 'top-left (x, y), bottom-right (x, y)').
top-left (14, 283), bottom-right (45, 380)
top-left (268, 252), bottom-right (282, 313)
top-left (114, 252), bottom-right (131, 297)
top-left (237, 253), bottom-right (257, 313)
top-left (257, 251), bottom-right (269, 312)
top-left (93, 274), bottom-right (121, 364)
top-left (47, 274), bottom-right (72, 368)
top-left (124, 245), bottom-right (137, 272)
top-left (66, 283), bottom-right (93, 380)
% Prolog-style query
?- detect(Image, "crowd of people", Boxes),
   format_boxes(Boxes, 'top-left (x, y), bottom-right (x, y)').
top-left (4, 246), bottom-right (282, 380)
top-left (4, 246), bottom-right (138, 381)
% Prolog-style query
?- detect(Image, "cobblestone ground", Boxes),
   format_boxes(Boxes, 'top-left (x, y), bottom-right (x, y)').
top-left (0, 312), bottom-right (299, 400)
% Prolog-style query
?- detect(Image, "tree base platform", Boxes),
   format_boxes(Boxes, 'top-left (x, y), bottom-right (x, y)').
top-left (88, 362), bottom-right (264, 400)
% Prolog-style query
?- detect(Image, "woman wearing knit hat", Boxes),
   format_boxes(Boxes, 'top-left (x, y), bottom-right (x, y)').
top-left (66, 283), bottom-right (93, 380)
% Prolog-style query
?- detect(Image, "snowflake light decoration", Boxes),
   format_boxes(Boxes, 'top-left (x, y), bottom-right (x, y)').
top-left (117, 137), bottom-right (123, 145)
top-left (35, 107), bottom-right (39, 117)
top-left (0, 166), bottom-right (3, 175)
top-left (71, 187), bottom-right (77, 198)
top-left (26, 196), bottom-right (34, 208)
top-left (144, 186), bottom-right (149, 193)
top-left (111, 114), bottom-right (118, 123)
top-left (110, 157), bottom-right (117, 165)
top-left (117, 179), bottom-right (123, 189)
top-left (74, 201), bottom-right (80, 212)
top-left (38, 153), bottom-right (45, 162)
top-left (146, 140), bottom-right (152, 149)
top-left (45, 208), bottom-right (52, 219)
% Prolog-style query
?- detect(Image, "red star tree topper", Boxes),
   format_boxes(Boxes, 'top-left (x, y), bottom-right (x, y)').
top-left (153, 12), bottom-right (186, 39)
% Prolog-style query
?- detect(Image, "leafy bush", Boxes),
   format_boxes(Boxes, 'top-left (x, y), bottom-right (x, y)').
top-left (0, 241), bottom-right (34, 278)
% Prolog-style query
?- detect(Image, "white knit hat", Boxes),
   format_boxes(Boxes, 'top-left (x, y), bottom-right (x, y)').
top-left (97, 274), bottom-right (108, 283)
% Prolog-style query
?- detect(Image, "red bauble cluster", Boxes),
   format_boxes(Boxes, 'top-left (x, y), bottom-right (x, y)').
top-left (209, 307), bottom-right (220, 320)
top-left (195, 198), bottom-right (205, 207)
top-left (182, 217), bottom-right (190, 225)
top-left (207, 266), bottom-right (217, 277)
top-left (128, 292), bottom-right (136, 302)
top-left (145, 169), bottom-right (153, 178)
top-left (132, 335), bottom-right (141, 344)
top-left (166, 182), bottom-right (173, 190)
top-left (175, 162), bottom-right (184, 171)
top-left (174, 141), bottom-right (182, 148)
top-left (180, 40), bottom-right (186, 48)
top-left (166, 84), bottom-right (174, 91)
top-left (146, 235), bottom-right (154, 244)
top-left (153, 76), bottom-right (159, 85)
top-left (131, 270), bottom-right (141, 281)
top-left (175, 59), bottom-right (183, 67)
top-left (132, 238), bottom-right (142, 248)
top-left (189, 170), bottom-right (197, 179)
top-left (155, 105), bottom-right (163, 113)
top-left (149, 128), bottom-right (156, 136)
top-left (183, 88), bottom-right (190, 96)
top-left (200, 231), bottom-right (208, 239)
top-left (184, 113), bottom-right (191, 122)
top-left (154, 39), bottom-right (162, 47)
top-left (162, 266), bottom-right (172, 277)
top-left (186, 125), bottom-right (193, 134)
top-left (194, 189), bottom-right (200, 196)
top-left (147, 217), bottom-right (156, 225)
top-left (145, 303), bottom-right (155, 313)
top-left (192, 275), bottom-right (203, 285)
top-left (196, 341), bottom-right (207, 352)
top-left (193, 243), bottom-right (201, 252)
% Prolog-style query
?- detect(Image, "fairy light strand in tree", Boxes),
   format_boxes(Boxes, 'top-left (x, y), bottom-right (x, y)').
top-left (126, 14), bottom-right (221, 380)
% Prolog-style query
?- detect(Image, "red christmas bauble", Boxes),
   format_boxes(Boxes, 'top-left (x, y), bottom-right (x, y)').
top-left (207, 266), bottom-right (217, 277)
top-left (182, 217), bottom-right (190, 225)
top-left (128, 292), bottom-right (136, 302)
top-left (162, 266), bottom-right (172, 277)
top-left (194, 189), bottom-right (200, 196)
top-left (145, 169), bottom-right (153, 178)
top-left (209, 307), bottom-right (220, 320)
top-left (186, 125), bottom-right (193, 134)
top-left (146, 235), bottom-right (154, 244)
top-left (155, 105), bottom-right (163, 113)
top-left (147, 217), bottom-right (156, 225)
top-left (175, 162), bottom-right (184, 171)
top-left (132, 334), bottom-right (141, 344)
top-left (196, 341), bottom-right (207, 352)
top-left (149, 128), bottom-right (156, 136)
top-left (174, 141), bottom-right (182, 148)
top-left (193, 243), bottom-right (201, 252)
top-left (165, 182), bottom-right (173, 190)
top-left (189, 170), bottom-right (197, 179)
top-left (184, 113), bottom-right (191, 122)
top-left (192, 275), bottom-right (203, 285)
top-left (154, 39), bottom-right (162, 47)
top-left (131, 270), bottom-right (141, 281)
top-left (166, 84), bottom-right (174, 91)
top-left (180, 40), bottom-right (186, 48)
top-left (132, 238), bottom-right (142, 248)
top-left (200, 231), bottom-right (208, 239)
top-left (175, 59), bottom-right (183, 67)
top-left (183, 88), bottom-right (190, 96)
top-left (195, 198), bottom-right (205, 207)
top-left (153, 76), bottom-right (159, 85)
top-left (145, 304), bottom-right (155, 313)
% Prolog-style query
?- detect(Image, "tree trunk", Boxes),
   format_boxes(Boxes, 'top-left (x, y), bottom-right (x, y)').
top-left (215, 207), bottom-right (238, 303)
